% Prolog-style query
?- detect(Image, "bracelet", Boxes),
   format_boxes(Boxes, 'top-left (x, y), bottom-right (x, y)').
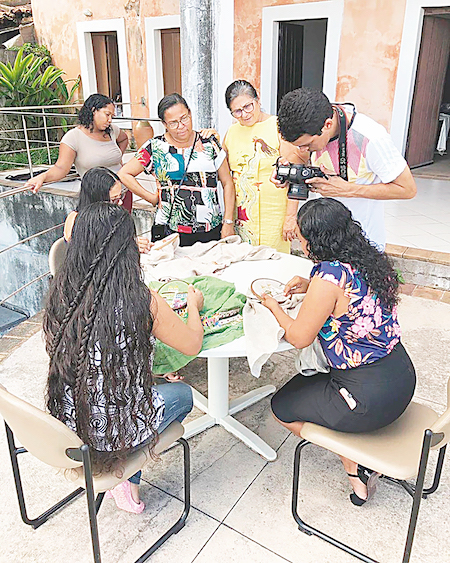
top-left (223, 219), bottom-right (234, 225)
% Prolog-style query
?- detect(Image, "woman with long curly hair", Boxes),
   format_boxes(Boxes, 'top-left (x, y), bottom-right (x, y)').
top-left (262, 198), bottom-right (416, 506)
top-left (44, 202), bottom-right (203, 513)
top-left (25, 94), bottom-right (132, 211)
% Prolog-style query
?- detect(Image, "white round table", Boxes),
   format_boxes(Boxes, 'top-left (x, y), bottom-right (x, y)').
top-left (183, 253), bottom-right (313, 461)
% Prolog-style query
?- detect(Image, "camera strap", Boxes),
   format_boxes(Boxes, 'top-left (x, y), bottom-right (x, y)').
top-left (333, 104), bottom-right (356, 181)
top-left (166, 131), bottom-right (198, 230)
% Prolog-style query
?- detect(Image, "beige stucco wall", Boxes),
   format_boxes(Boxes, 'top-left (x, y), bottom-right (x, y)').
top-left (31, 0), bottom-right (179, 119)
top-left (31, 0), bottom-right (406, 129)
top-left (233, 0), bottom-right (407, 130)
top-left (336, 0), bottom-right (407, 130)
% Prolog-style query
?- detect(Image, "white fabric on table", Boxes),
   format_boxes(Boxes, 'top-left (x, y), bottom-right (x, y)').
top-left (141, 235), bottom-right (279, 282)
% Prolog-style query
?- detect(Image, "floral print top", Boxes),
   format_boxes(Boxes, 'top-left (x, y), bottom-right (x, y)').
top-left (311, 261), bottom-right (401, 369)
top-left (136, 134), bottom-right (225, 234)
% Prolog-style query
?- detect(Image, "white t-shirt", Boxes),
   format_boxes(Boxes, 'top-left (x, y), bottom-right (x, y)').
top-left (310, 105), bottom-right (407, 250)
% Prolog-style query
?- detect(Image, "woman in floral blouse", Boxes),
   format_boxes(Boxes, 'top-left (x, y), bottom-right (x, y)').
top-left (262, 198), bottom-right (416, 506)
top-left (119, 93), bottom-right (235, 246)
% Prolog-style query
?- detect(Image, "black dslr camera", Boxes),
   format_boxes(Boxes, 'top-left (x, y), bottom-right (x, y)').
top-left (276, 162), bottom-right (327, 200)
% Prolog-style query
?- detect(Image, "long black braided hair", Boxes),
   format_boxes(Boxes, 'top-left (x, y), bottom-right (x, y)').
top-left (44, 202), bottom-right (157, 473)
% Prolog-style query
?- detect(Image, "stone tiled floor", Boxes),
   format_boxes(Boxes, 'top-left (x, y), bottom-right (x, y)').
top-left (385, 176), bottom-right (450, 252)
top-left (0, 293), bottom-right (449, 563)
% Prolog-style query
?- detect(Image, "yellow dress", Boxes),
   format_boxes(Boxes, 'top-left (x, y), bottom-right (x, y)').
top-left (225, 115), bottom-right (290, 253)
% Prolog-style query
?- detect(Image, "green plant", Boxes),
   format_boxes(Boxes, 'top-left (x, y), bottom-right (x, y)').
top-left (395, 268), bottom-right (405, 284)
top-left (0, 45), bottom-right (80, 107)
top-left (7, 43), bottom-right (52, 66)
top-left (0, 146), bottom-right (59, 171)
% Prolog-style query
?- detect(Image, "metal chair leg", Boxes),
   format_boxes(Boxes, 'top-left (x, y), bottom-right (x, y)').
top-left (292, 431), bottom-right (436, 563)
top-left (402, 430), bottom-right (433, 563)
top-left (134, 437), bottom-right (191, 563)
top-left (95, 492), bottom-right (106, 515)
top-left (423, 445), bottom-right (446, 497)
top-left (81, 444), bottom-right (102, 563)
top-left (291, 440), bottom-right (378, 563)
top-left (5, 423), bottom-right (84, 529)
top-left (382, 444), bottom-right (446, 500)
top-left (5, 422), bottom-right (190, 563)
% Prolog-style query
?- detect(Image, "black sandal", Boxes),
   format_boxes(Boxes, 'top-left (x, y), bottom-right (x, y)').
top-left (347, 465), bottom-right (381, 506)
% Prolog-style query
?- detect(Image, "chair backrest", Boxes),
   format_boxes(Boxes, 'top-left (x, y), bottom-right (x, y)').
top-left (49, 237), bottom-right (67, 276)
top-left (430, 377), bottom-right (450, 449)
top-left (0, 384), bottom-right (83, 469)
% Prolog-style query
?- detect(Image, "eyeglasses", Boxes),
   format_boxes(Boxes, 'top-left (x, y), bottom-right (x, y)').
top-left (110, 187), bottom-right (127, 204)
top-left (230, 102), bottom-right (255, 118)
top-left (165, 114), bottom-right (191, 130)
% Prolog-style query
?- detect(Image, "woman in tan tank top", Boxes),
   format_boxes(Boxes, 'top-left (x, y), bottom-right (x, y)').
top-left (25, 94), bottom-right (133, 210)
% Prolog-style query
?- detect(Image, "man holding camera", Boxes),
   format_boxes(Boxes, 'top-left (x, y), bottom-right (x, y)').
top-left (274, 88), bottom-right (417, 250)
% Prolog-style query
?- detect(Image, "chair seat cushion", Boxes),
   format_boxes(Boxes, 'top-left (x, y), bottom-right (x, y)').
top-left (300, 402), bottom-right (439, 480)
top-left (66, 421), bottom-right (184, 493)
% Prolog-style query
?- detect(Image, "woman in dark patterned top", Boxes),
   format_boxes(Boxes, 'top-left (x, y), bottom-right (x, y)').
top-left (119, 93), bottom-right (236, 246)
top-left (262, 198), bottom-right (416, 506)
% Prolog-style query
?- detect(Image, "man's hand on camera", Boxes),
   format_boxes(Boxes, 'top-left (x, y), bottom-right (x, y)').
top-left (306, 164), bottom-right (359, 198)
top-left (270, 157), bottom-right (289, 188)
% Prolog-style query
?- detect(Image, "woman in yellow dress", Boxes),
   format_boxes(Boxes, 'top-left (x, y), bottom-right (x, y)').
top-left (223, 80), bottom-right (291, 253)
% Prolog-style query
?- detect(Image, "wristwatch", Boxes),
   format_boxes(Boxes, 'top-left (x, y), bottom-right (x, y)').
top-left (223, 219), bottom-right (234, 225)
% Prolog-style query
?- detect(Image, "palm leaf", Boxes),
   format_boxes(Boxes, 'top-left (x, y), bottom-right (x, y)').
top-left (0, 62), bottom-right (14, 82)
top-left (22, 58), bottom-right (44, 85)
top-left (0, 76), bottom-right (14, 92)
top-left (67, 76), bottom-right (81, 102)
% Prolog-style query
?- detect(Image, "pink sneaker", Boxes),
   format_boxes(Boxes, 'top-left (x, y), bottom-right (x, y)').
top-left (104, 480), bottom-right (145, 514)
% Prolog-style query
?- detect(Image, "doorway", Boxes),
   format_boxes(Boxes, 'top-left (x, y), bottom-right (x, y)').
top-left (91, 32), bottom-right (122, 107)
top-left (405, 8), bottom-right (450, 169)
top-left (277, 19), bottom-right (327, 109)
top-left (76, 19), bottom-right (132, 121)
top-left (160, 28), bottom-right (182, 95)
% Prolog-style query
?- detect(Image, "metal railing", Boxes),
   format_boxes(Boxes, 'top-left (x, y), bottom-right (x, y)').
top-left (0, 104), bottom-right (159, 314)
top-left (0, 103), bottom-right (160, 178)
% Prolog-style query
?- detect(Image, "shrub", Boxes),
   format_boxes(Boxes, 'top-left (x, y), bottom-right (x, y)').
top-left (0, 45), bottom-right (80, 107)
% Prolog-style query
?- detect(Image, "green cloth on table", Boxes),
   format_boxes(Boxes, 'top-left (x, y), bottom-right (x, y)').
top-left (150, 276), bottom-right (246, 374)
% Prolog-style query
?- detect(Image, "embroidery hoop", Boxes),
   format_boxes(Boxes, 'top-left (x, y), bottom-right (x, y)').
top-left (152, 232), bottom-right (179, 251)
top-left (250, 278), bottom-right (286, 302)
top-left (157, 279), bottom-right (189, 310)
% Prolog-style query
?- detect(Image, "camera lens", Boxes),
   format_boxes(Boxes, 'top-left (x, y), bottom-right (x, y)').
top-left (287, 183), bottom-right (309, 201)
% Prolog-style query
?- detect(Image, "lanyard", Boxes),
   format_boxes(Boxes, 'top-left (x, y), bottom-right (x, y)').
top-left (333, 104), bottom-right (356, 181)
top-left (166, 132), bottom-right (198, 227)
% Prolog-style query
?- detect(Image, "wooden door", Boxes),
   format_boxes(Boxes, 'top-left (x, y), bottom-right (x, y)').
top-left (91, 32), bottom-right (122, 102)
top-left (277, 23), bottom-right (303, 110)
top-left (92, 33), bottom-right (109, 96)
top-left (161, 28), bottom-right (182, 95)
top-left (406, 14), bottom-right (450, 168)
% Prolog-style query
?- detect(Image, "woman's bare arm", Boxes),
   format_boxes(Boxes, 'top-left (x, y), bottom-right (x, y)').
top-left (217, 159), bottom-right (236, 238)
top-left (25, 143), bottom-right (76, 193)
top-left (151, 287), bottom-right (204, 356)
top-left (261, 276), bottom-right (342, 349)
top-left (116, 129), bottom-right (129, 155)
top-left (118, 157), bottom-right (159, 205)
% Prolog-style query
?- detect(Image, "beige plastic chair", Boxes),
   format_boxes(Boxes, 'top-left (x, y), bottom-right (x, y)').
top-left (292, 379), bottom-right (450, 563)
top-left (48, 237), bottom-right (67, 276)
top-left (0, 383), bottom-right (190, 563)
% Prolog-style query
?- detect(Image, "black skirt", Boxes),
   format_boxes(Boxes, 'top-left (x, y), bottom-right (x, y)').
top-left (271, 343), bottom-right (416, 433)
